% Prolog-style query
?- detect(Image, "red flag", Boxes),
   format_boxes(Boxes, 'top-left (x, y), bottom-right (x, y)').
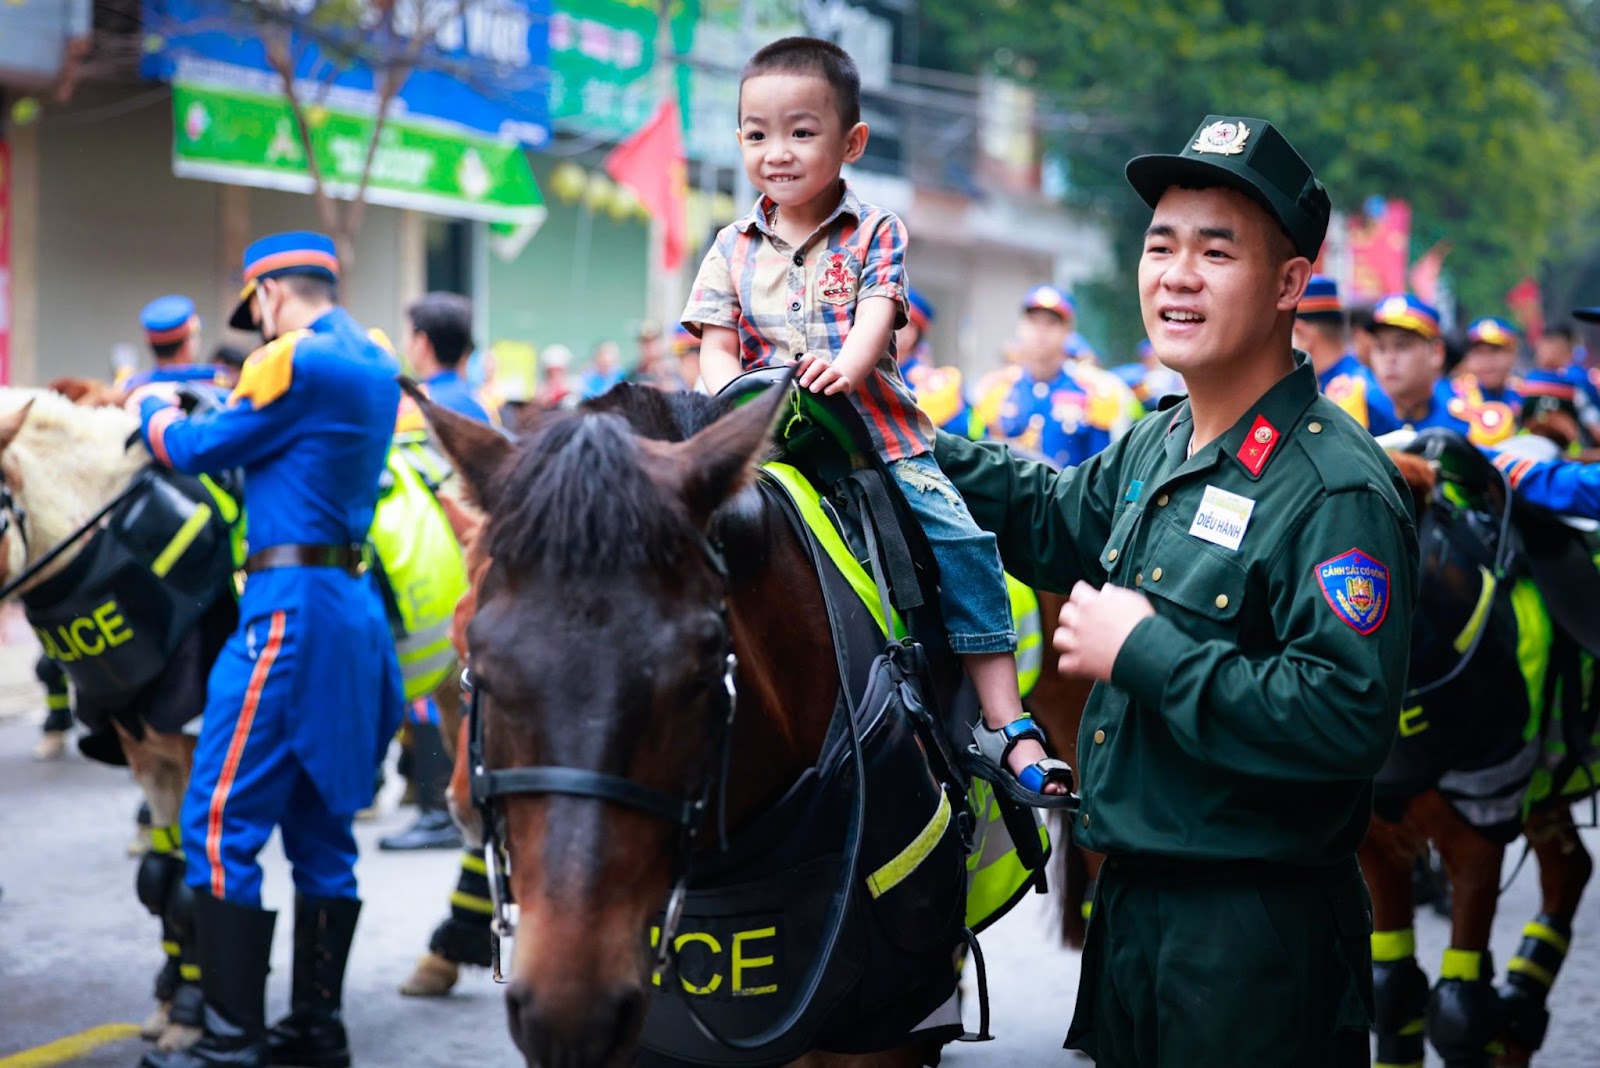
top-left (605, 99), bottom-right (688, 272)
top-left (1408, 240), bottom-right (1451, 305)
top-left (1506, 277), bottom-right (1544, 343)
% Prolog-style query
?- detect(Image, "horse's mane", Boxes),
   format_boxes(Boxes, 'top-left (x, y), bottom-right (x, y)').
top-left (489, 386), bottom-right (736, 577)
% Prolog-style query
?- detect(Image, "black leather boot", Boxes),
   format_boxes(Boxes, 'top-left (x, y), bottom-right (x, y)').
top-left (266, 896), bottom-right (361, 1068)
top-left (141, 892), bottom-right (276, 1068)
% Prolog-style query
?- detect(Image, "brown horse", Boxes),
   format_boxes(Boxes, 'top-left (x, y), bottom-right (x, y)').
top-left (420, 379), bottom-right (970, 1068)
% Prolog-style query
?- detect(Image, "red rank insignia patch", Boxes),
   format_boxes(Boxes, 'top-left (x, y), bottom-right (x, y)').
top-left (1235, 414), bottom-right (1279, 476)
top-left (1316, 548), bottom-right (1390, 635)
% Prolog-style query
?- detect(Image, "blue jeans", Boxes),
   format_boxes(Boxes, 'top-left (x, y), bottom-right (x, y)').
top-left (889, 453), bottom-right (1017, 654)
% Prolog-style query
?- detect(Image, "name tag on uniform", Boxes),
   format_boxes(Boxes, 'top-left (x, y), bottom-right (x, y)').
top-left (1189, 485), bottom-right (1255, 552)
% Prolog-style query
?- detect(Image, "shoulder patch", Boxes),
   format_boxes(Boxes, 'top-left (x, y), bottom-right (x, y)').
top-left (1316, 548), bottom-right (1390, 635)
top-left (230, 329), bottom-right (309, 410)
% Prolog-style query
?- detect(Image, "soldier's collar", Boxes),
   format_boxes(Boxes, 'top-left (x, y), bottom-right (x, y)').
top-left (1214, 353), bottom-right (1319, 480)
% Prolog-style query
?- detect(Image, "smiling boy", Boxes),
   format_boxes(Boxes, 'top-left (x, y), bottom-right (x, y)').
top-left (682, 37), bottom-right (1072, 807)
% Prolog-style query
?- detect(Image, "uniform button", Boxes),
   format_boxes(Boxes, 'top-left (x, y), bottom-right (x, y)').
top-left (1135, 572), bottom-right (1143, 586)
top-left (1151, 567), bottom-right (1163, 582)
top-left (1215, 594), bottom-right (1229, 609)
top-left (1094, 729), bottom-right (1106, 744)
top-left (1309, 421), bottom-right (1323, 434)
top-left (1107, 549), bottom-right (1119, 562)
top-left (1081, 813), bottom-right (1090, 828)
top-left (793, 253), bottom-right (804, 265)
top-left (790, 301), bottom-right (801, 311)
top-left (1156, 493), bottom-right (1169, 507)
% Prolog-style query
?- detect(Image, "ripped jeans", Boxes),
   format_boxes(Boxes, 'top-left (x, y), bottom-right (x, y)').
top-left (889, 452), bottom-right (1017, 654)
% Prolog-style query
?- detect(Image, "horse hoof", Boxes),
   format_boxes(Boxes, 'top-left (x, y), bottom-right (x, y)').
top-left (156, 1023), bottom-right (203, 1052)
top-left (399, 952), bottom-right (460, 997)
top-left (139, 1004), bottom-right (171, 1041)
top-left (32, 731), bottom-right (67, 760)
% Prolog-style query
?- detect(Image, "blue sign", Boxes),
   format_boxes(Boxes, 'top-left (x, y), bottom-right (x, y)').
top-left (142, 0), bottom-right (550, 146)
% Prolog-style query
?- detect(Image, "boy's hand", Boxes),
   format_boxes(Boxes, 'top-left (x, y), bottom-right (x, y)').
top-left (798, 352), bottom-right (856, 395)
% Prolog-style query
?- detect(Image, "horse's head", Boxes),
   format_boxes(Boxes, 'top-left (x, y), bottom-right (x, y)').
top-left (416, 380), bottom-right (787, 1068)
top-left (0, 389), bottom-right (145, 595)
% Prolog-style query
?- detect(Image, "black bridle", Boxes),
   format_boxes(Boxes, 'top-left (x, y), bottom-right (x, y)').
top-left (466, 537), bottom-right (741, 985)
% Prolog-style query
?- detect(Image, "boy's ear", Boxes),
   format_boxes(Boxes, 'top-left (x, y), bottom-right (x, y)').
top-left (844, 121), bottom-right (869, 163)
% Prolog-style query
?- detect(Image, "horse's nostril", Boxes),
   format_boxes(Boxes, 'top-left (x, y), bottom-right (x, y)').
top-left (600, 985), bottom-right (648, 1061)
top-left (504, 978), bottom-right (536, 1059)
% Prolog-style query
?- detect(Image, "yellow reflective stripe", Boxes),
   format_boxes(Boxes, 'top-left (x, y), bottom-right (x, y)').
top-left (179, 964), bottom-right (200, 981)
top-left (150, 825), bottom-right (181, 853)
top-left (1399, 1017), bottom-right (1426, 1036)
top-left (1079, 900), bottom-right (1092, 920)
top-left (867, 792), bottom-right (951, 899)
top-left (198, 474), bottom-right (239, 525)
top-left (1508, 956), bottom-right (1555, 988)
top-left (162, 940), bottom-right (180, 957)
top-left (450, 890), bottom-right (494, 915)
top-left (460, 853), bottom-right (487, 875)
top-left (46, 694), bottom-right (70, 710)
top-left (761, 462), bottom-right (904, 639)
top-left (1523, 921), bottom-right (1571, 955)
top-left (1452, 569), bottom-right (1497, 654)
top-left (1008, 573), bottom-right (1042, 697)
top-left (150, 503), bottom-right (213, 578)
top-left (1511, 579), bottom-right (1552, 743)
top-left (1440, 947), bottom-right (1482, 981)
top-left (397, 619), bottom-right (453, 655)
top-left (1370, 928), bottom-right (1416, 962)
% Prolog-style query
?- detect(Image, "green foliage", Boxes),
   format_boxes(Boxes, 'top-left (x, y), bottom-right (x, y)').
top-left (927, 0), bottom-right (1600, 350)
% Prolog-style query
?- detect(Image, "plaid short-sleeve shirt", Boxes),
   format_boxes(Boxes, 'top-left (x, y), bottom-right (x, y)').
top-left (682, 184), bottom-right (934, 461)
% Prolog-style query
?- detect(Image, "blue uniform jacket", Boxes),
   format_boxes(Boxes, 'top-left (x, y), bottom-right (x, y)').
top-left (994, 365), bottom-right (1116, 469)
top-left (138, 307), bottom-right (404, 812)
top-left (1319, 354), bottom-right (1402, 435)
top-left (1489, 449), bottom-right (1600, 519)
top-left (123, 364), bottom-right (223, 392)
top-left (423, 369), bottom-right (491, 424)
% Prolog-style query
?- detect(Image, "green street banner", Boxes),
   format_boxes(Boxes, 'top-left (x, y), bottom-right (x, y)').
top-left (548, 0), bottom-right (695, 139)
top-left (171, 81), bottom-right (546, 226)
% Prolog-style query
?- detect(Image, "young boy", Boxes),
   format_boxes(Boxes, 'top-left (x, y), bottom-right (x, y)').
top-left (681, 37), bottom-right (1069, 805)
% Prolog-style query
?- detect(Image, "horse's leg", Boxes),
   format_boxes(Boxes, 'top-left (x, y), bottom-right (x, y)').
top-left (1495, 806), bottom-right (1593, 1067)
top-left (1414, 791), bottom-right (1508, 1068)
top-left (117, 724), bottom-right (203, 1052)
top-left (1361, 813), bottom-right (1430, 1068)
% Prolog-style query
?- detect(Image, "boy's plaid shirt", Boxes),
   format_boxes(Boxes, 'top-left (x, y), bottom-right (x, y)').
top-left (682, 184), bottom-right (934, 461)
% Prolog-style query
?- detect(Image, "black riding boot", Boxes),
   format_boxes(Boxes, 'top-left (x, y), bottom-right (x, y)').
top-left (141, 891), bottom-right (276, 1068)
top-left (266, 896), bottom-right (361, 1068)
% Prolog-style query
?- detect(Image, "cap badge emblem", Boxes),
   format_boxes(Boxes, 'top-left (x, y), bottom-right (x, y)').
top-left (1192, 120), bottom-right (1250, 156)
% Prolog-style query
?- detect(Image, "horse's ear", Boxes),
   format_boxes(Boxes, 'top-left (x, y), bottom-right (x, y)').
top-left (400, 378), bottom-right (513, 513)
top-left (669, 376), bottom-right (790, 527)
top-left (0, 398), bottom-right (35, 455)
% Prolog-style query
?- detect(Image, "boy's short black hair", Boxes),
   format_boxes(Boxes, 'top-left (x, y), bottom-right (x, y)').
top-left (1545, 323), bottom-right (1576, 344)
top-left (741, 36), bottom-right (861, 129)
top-left (407, 291), bottom-right (475, 367)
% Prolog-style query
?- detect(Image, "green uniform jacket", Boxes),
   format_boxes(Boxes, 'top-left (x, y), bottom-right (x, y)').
top-left (937, 356), bottom-right (1419, 866)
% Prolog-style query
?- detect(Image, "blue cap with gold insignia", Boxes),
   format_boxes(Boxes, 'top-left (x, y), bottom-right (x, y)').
top-left (1022, 284), bottom-right (1075, 321)
top-left (141, 294), bottom-right (199, 347)
top-left (228, 231), bottom-right (340, 330)
top-left (1126, 115), bottom-right (1331, 261)
top-left (1371, 293), bottom-right (1442, 341)
top-left (1575, 304), bottom-right (1600, 323)
top-left (1297, 274), bottom-right (1342, 320)
top-left (1466, 317), bottom-right (1519, 348)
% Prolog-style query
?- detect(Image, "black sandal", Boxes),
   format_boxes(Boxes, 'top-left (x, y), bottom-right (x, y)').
top-left (964, 715), bottom-right (1077, 810)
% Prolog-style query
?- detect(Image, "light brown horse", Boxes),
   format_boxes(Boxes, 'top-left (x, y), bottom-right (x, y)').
top-left (422, 380), bottom-right (979, 1068)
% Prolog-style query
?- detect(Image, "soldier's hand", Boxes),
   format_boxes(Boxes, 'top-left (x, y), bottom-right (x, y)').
top-left (123, 382), bottom-right (180, 415)
top-left (1054, 581), bottom-right (1154, 682)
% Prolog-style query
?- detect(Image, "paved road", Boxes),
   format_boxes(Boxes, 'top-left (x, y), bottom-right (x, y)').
top-left (2, 662), bottom-right (1598, 1065)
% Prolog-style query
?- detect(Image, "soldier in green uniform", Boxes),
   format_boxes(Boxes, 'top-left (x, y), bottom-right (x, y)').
top-left (935, 116), bottom-right (1419, 1066)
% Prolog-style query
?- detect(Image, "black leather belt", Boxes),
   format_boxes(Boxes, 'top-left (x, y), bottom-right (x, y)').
top-left (242, 543), bottom-right (365, 577)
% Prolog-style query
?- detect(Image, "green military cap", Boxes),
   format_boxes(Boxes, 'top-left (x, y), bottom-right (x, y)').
top-left (1125, 115), bottom-right (1331, 261)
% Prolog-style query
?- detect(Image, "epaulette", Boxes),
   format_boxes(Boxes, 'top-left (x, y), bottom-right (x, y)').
top-left (368, 327), bottom-right (397, 356)
top-left (1300, 405), bottom-right (1373, 493)
top-left (230, 329), bottom-right (310, 410)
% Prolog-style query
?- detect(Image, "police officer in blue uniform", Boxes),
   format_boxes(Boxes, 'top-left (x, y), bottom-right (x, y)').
top-left (404, 291), bottom-right (490, 423)
top-left (1295, 275), bottom-right (1401, 433)
top-left (124, 296), bottom-right (222, 394)
top-left (131, 232), bottom-right (404, 1068)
